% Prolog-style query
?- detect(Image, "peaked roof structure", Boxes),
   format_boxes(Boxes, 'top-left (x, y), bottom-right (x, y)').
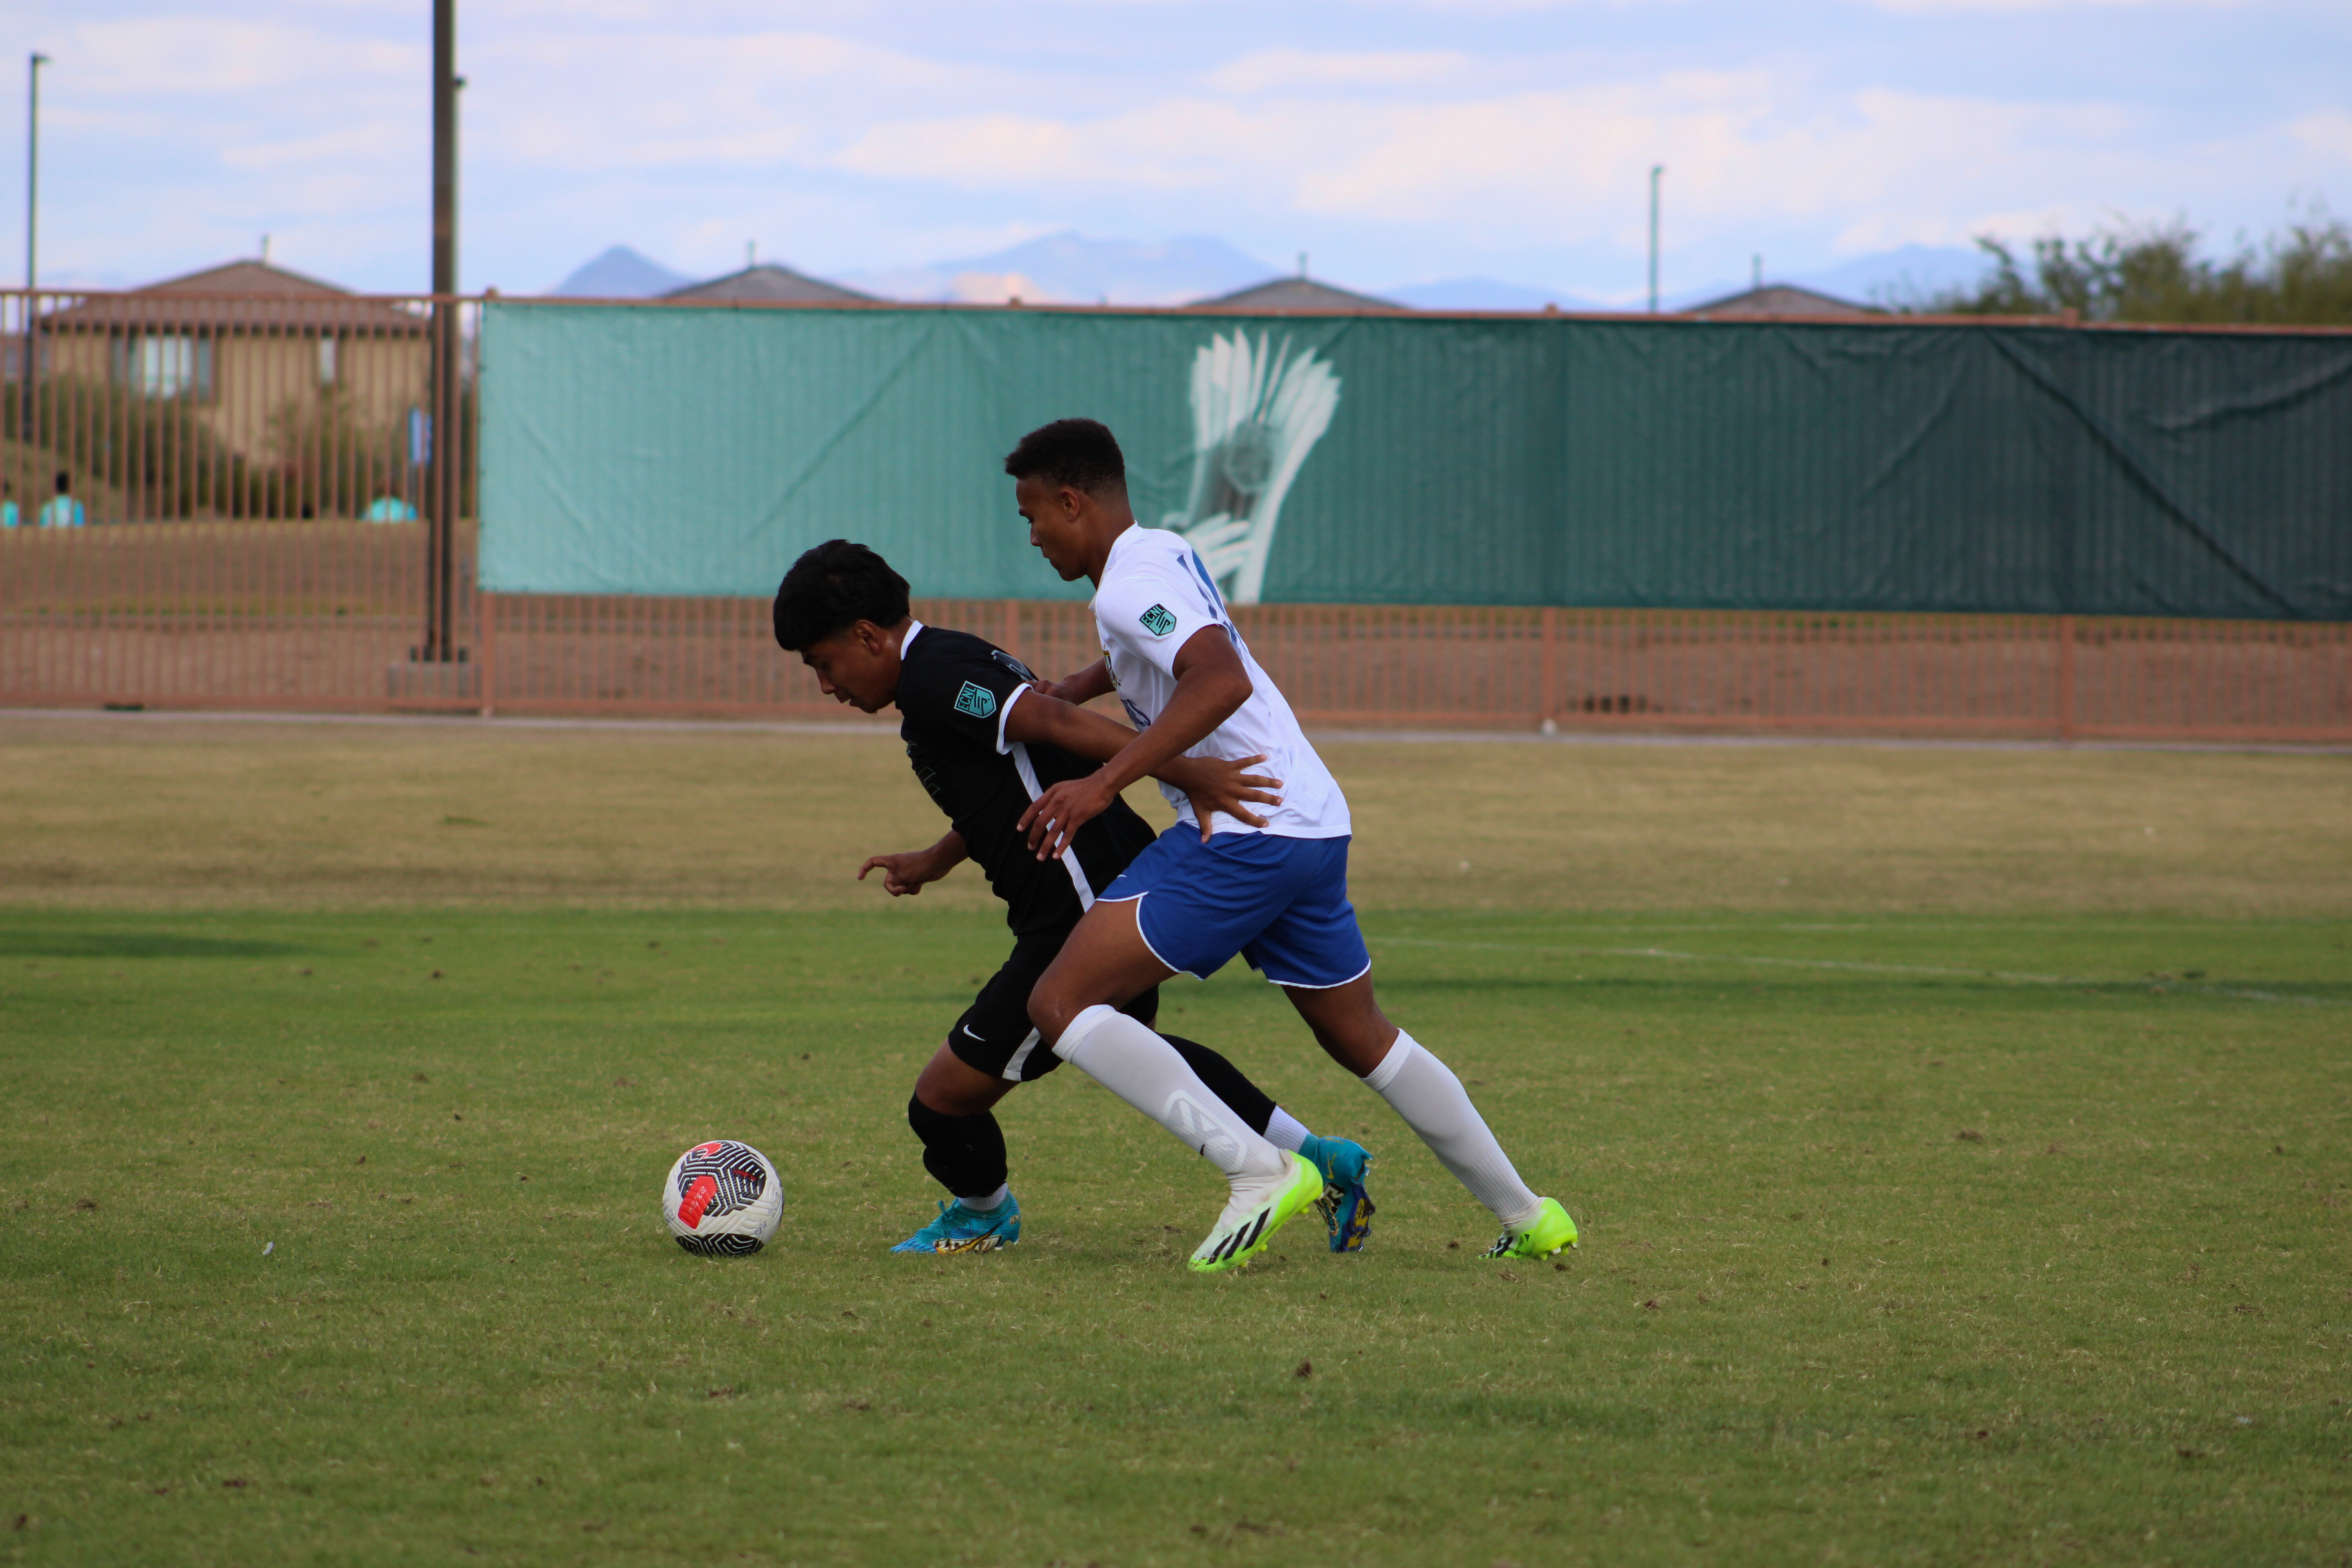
top-left (664, 263), bottom-right (871, 305)
top-left (47, 258), bottom-right (425, 333)
top-left (1686, 282), bottom-right (1876, 319)
top-left (1185, 276), bottom-right (1406, 312)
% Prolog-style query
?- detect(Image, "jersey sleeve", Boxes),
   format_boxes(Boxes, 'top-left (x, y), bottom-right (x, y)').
top-left (899, 642), bottom-right (1032, 754)
top-left (1095, 544), bottom-right (1223, 679)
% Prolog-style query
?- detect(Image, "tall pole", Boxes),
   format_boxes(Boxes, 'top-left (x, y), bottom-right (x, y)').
top-left (1647, 164), bottom-right (1663, 314)
top-left (426, 0), bottom-right (458, 662)
top-left (24, 53), bottom-right (46, 442)
top-left (24, 54), bottom-right (42, 291)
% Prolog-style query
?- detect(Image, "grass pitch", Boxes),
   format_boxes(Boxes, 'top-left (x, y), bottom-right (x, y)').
top-left (2, 716), bottom-right (2349, 1565)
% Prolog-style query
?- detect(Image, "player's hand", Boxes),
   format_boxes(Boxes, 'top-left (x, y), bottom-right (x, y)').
top-left (1159, 753), bottom-right (1282, 841)
top-left (857, 849), bottom-right (945, 897)
top-left (1018, 773), bottom-right (1118, 862)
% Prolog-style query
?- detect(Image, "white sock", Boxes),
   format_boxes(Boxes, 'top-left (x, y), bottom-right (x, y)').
top-left (1262, 1107), bottom-right (1311, 1154)
top-left (1054, 1005), bottom-right (1286, 1182)
top-left (958, 1184), bottom-right (1009, 1213)
top-left (1363, 1031), bottom-right (1543, 1229)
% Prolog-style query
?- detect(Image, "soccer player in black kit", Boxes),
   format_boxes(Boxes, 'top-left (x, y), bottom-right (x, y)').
top-left (772, 540), bottom-right (1374, 1254)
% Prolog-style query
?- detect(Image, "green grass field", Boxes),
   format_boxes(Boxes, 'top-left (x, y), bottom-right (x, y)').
top-left (3, 716), bottom-right (2349, 1566)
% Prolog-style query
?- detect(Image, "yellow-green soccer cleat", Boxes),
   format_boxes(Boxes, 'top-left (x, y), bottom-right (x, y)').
top-left (1189, 1154), bottom-right (1324, 1274)
top-left (1481, 1197), bottom-right (1578, 1261)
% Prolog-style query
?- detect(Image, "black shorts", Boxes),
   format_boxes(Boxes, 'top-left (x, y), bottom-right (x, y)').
top-left (947, 935), bottom-right (1161, 1083)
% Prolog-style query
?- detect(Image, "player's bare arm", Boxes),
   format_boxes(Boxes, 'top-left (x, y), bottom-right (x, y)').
top-left (1003, 685), bottom-right (1282, 840)
top-left (1030, 659), bottom-right (1114, 706)
top-left (857, 830), bottom-right (966, 897)
top-left (1016, 626), bottom-right (1253, 860)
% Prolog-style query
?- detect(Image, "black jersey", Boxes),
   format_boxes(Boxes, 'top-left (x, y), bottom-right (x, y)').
top-left (895, 622), bottom-right (1159, 938)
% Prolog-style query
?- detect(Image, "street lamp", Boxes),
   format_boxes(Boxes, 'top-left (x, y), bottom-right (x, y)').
top-left (1648, 164), bottom-right (1664, 314)
top-left (25, 53), bottom-right (44, 290)
top-left (23, 52), bottom-right (47, 441)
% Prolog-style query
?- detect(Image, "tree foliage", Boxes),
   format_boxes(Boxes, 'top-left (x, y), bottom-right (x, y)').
top-left (1919, 211), bottom-right (2352, 325)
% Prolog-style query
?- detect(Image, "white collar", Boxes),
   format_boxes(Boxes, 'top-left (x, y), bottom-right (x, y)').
top-left (899, 618), bottom-right (925, 653)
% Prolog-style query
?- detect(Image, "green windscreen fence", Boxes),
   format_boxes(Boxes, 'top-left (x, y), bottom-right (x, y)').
top-left (477, 302), bottom-right (2352, 619)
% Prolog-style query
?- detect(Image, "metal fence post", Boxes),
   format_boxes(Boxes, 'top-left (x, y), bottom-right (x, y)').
top-left (423, 0), bottom-right (460, 666)
top-left (1539, 606), bottom-right (1558, 727)
top-left (2056, 613), bottom-right (2077, 740)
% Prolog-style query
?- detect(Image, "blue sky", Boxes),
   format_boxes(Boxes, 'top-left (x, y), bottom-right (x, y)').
top-left (9, 0), bottom-right (2348, 301)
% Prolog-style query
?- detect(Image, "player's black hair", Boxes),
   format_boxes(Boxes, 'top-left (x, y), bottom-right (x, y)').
top-left (1002, 418), bottom-right (1126, 497)
top-left (771, 539), bottom-right (910, 651)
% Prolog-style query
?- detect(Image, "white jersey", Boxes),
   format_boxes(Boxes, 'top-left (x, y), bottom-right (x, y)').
top-left (1092, 524), bottom-right (1350, 840)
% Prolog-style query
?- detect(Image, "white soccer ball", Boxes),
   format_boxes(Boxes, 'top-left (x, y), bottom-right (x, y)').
top-left (662, 1140), bottom-right (782, 1256)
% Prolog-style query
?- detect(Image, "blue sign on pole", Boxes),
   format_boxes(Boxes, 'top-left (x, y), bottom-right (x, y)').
top-left (408, 407), bottom-right (432, 468)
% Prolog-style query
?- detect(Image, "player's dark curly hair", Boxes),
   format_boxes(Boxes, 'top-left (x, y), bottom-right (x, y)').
top-left (772, 539), bottom-right (910, 651)
top-left (1003, 418), bottom-right (1126, 497)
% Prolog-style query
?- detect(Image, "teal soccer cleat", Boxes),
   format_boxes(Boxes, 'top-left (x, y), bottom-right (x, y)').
top-left (1301, 1135), bottom-right (1376, 1253)
top-left (891, 1195), bottom-right (1021, 1254)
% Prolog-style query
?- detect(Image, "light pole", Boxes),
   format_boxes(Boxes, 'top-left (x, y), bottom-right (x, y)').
top-left (24, 53), bottom-right (47, 441)
top-left (24, 53), bottom-right (44, 290)
top-left (1647, 164), bottom-right (1663, 314)
top-left (425, 0), bottom-right (459, 664)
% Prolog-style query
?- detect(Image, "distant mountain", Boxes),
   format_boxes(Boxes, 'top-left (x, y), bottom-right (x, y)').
top-left (841, 232), bottom-right (1279, 306)
top-left (1793, 245), bottom-right (1995, 309)
top-left (1385, 277), bottom-right (1608, 312)
top-left (549, 246), bottom-right (693, 298)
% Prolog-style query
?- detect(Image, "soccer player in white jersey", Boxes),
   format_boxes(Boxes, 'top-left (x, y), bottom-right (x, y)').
top-left (1003, 418), bottom-right (1577, 1272)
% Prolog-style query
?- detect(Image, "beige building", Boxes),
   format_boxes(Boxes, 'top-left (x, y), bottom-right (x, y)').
top-left (45, 260), bottom-right (432, 472)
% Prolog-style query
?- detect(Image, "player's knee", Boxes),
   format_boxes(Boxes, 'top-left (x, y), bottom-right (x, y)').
top-left (1025, 980), bottom-right (1070, 1043)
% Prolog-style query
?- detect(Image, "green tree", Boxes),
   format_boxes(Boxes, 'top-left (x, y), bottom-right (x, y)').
top-left (1918, 208), bottom-right (2352, 325)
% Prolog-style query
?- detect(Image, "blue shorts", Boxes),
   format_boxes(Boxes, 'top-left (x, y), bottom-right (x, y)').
top-left (1101, 828), bottom-right (1371, 989)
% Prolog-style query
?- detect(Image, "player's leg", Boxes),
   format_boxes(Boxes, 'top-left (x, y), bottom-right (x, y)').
top-left (895, 1043), bottom-right (1027, 1254)
top-left (1253, 838), bottom-right (1576, 1259)
top-left (909, 1044), bottom-right (1017, 1197)
top-left (1147, 997), bottom-right (1377, 1251)
top-left (1029, 896), bottom-right (1290, 1186)
top-left (1029, 840), bottom-right (1321, 1273)
top-left (892, 947), bottom-right (1061, 1254)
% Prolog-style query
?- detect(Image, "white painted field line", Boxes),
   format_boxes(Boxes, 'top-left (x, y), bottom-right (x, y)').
top-left (1369, 935), bottom-right (2343, 1008)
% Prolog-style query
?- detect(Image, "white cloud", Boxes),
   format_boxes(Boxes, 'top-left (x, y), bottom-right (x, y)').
top-left (67, 17), bottom-right (417, 96)
top-left (1205, 50), bottom-right (1470, 94)
top-left (2291, 110), bottom-right (2352, 168)
top-left (21, 0), bottom-right (2346, 298)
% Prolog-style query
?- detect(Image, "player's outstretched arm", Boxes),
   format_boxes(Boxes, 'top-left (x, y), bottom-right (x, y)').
top-left (1016, 627), bottom-right (1252, 860)
top-left (1004, 690), bottom-right (1281, 840)
top-left (1033, 659), bottom-right (1114, 706)
top-left (857, 831), bottom-right (967, 897)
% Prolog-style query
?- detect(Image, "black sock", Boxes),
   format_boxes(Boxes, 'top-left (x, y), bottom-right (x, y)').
top-left (906, 1094), bottom-right (1008, 1201)
top-left (1161, 1034), bottom-right (1277, 1136)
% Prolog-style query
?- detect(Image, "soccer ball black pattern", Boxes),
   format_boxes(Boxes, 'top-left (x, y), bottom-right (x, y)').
top-left (662, 1140), bottom-right (783, 1256)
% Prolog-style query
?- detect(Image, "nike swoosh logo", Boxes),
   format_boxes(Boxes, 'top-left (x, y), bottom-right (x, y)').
top-left (962, 1025), bottom-right (983, 1040)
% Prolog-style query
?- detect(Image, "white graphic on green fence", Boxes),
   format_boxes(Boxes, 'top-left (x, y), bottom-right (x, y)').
top-left (1166, 331), bottom-right (1340, 606)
